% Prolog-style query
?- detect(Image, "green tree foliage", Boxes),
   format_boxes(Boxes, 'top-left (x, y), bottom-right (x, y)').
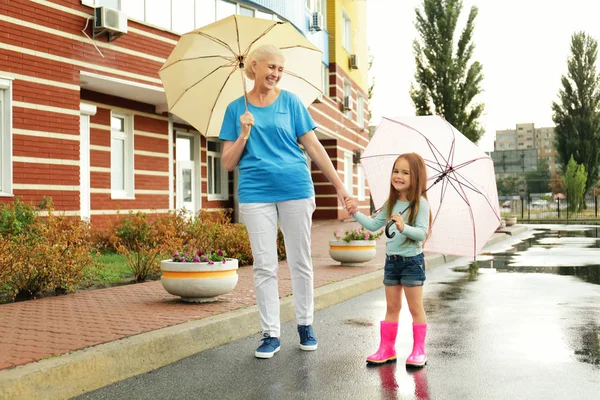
top-left (562, 156), bottom-right (588, 212)
top-left (525, 158), bottom-right (551, 194)
top-left (411, 0), bottom-right (485, 143)
top-left (552, 31), bottom-right (600, 196)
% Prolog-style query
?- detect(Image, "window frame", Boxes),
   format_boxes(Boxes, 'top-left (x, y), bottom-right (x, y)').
top-left (344, 152), bottom-right (353, 195)
top-left (110, 112), bottom-right (134, 199)
top-left (357, 164), bottom-right (365, 201)
top-left (81, 0), bottom-right (277, 34)
top-left (342, 11), bottom-right (352, 51)
top-left (322, 64), bottom-right (329, 98)
top-left (343, 80), bottom-right (352, 119)
top-left (206, 139), bottom-right (228, 201)
top-left (0, 77), bottom-right (13, 197)
top-left (357, 95), bottom-right (364, 128)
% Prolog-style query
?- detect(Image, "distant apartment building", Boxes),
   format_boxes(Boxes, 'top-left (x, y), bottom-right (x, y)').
top-left (493, 123), bottom-right (559, 178)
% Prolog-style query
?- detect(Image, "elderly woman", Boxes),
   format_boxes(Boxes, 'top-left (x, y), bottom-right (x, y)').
top-left (220, 44), bottom-right (354, 359)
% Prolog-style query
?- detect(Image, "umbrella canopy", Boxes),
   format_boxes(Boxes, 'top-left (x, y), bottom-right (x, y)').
top-left (159, 14), bottom-right (323, 137)
top-left (361, 115), bottom-right (501, 258)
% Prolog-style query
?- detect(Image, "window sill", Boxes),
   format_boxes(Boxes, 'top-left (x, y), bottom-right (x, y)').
top-left (208, 195), bottom-right (228, 202)
top-left (0, 191), bottom-right (14, 198)
top-left (111, 194), bottom-right (136, 200)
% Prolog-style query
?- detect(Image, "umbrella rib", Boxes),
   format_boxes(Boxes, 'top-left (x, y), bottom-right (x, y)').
top-left (283, 70), bottom-right (323, 93)
top-left (448, 168), bottom-right (501, 223)
top-left (446, 169), bottom-right (478, 258)
top-left (450, 156), bottom-right (492, 172)
top-left (438, 117), bottom-right (456, 171)
top-left (170, 65), bottom-right (234, 111)
top-left (159, 55), bottom-right (233, 72)
top-left (242, 22), bottom-right (282, 55)
top-left (381, 118), bottom-right (451, 168)
top-left (194, 31), bottom-right (237, 56)
top-left (204, 67), bottom-right (239, 135)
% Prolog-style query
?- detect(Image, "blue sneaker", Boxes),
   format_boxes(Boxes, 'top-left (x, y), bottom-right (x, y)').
top-left (298, 325), bottom-right (318, 351)
top-left (255, 333), bottom-right (281, 359)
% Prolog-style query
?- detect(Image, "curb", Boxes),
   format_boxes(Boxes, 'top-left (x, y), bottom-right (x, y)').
top-left (0, 268), bottom-right (386, 400)
top-left (0, 227), bottom-right (525, 400)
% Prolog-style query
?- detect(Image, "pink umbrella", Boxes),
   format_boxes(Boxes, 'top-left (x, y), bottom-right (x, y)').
top-left (361, 115), bottom-right (501, 258)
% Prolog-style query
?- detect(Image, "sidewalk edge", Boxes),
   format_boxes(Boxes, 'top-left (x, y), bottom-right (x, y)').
top-left (0, 268), bottom-right (388, 400)
top-left (0, 229), bottom-right (521, 400)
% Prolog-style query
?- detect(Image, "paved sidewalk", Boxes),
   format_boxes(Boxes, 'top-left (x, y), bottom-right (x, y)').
top-left (0, 219), bottom-right (526, 399)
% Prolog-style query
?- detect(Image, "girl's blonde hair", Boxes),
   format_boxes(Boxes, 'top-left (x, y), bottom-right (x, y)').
top-left (385, 153), bottom-right (432, 243)
top-left (243, 44), bottom-right (285, 80)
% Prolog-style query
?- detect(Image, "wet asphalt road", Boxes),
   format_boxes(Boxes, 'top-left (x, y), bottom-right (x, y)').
top-left (77, 227), bottom-right (600, 400)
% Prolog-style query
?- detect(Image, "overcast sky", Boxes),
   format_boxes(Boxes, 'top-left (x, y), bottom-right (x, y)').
top-left (367, 0), bottom-right (600, 150)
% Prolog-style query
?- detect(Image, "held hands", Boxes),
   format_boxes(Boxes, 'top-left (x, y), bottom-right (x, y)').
top-left (336, 187), bottom-right (358, 216)
top-left (240, 111), bottom-right (254, 140)
top-left (344, 197), bottom-right (358, 217)
top-left (391, 213), bottom-right (405, 232)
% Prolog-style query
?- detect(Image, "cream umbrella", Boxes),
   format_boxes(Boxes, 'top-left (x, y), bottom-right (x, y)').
top-left (159, 14), bottom-right (323, 137)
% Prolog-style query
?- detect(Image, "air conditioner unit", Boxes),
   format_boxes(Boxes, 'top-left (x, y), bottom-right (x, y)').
top-left (311, 11), bottom-right (324, 31)
top-left (93, 6), bottom-right (127, 42)
top-left (349, 54), bottom-right (359, 69)
top-left (343, 96), bottom-right (352, 111)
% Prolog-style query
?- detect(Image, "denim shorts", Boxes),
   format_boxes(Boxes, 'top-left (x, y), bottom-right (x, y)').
top-left (383, 253), bottom-right (426, 287)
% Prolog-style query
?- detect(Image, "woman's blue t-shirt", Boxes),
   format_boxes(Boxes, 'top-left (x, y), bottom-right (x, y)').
top-left (218, 90), bottom-right (317, 203)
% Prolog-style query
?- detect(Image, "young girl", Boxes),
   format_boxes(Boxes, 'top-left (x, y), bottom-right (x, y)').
top-left (346, 152), bottom-right (432, 367)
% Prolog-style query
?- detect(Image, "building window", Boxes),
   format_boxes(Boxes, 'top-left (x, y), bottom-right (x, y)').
top-left (239, 5), bottom-right (254, 17)
top-left (256, 9), bottom-right (272, 20)
top-left (207, 140), bottom-right (228, 200)
top-left (84, 0), bottom-right (120, 10)
top-left (217, 0), bottom-right (236, 19)
top-left (172, 0), bottom-right (195, 34)
top-left (88, 1), bottom-right (278, 33)
top-left (0, 77), bottom-right (12, 196)
top-left (196, 0), bottom-right (217, 28)
top-left (344, 152), bottom-right (353, 195)
top-left (343, 81), bottom-right (352, 119)
top-left (111, 113), bottom-right (134, 199)
top-left (342, 11), bottom-right (352, 51)
top-left (322, 64), bottom-right (329, 97)
top-left (357, 96), bottom-right (364, 128)
top-left (357, 165), bottom-right (365, 201)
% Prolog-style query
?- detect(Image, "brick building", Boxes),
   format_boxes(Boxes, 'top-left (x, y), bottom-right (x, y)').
top-left (0, 0), bottom-right (370, 226)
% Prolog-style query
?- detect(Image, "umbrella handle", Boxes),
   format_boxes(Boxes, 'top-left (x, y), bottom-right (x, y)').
top-left (385, 220), bottom-right (395, 238)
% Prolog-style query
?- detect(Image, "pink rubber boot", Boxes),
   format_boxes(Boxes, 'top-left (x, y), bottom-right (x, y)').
top-left (406, 323), bottom-right (427, 367)
top-left (366, 321), bottom-right (398, 364)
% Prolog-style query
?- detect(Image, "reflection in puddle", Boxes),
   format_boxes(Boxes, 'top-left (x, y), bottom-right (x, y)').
top-left (455, 226), bottom-right (600, 285)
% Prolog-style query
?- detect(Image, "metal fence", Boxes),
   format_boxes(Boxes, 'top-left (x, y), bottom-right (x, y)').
top-left (500, 192), bottom-right (600, 223)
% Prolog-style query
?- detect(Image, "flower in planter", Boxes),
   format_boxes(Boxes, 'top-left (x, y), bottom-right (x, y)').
top-left (172, 249), bottom-right (229, 263)
top-left (333, 227), bottom-right (383, 243)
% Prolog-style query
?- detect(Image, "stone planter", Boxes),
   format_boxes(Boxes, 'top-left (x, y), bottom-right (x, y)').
top-left (160, 259), bottom-right (239, 303)
top-left (506, 216), bottom-right (517, 226)
top-left (329, 240), bottom-right (377, 266)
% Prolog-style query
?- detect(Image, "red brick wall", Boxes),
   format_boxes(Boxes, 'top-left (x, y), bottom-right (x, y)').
top-left (0, 0), bottom-right (371, 223)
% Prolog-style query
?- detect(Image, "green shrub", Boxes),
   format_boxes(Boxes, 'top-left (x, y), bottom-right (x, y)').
top-left (0, 198), bottom-right (37, 237)
top-left (0, 205), bottom-right (97, 301)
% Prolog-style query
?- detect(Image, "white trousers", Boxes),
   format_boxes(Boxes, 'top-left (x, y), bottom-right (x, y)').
top-left (240, 197), bottom-right (316, 337)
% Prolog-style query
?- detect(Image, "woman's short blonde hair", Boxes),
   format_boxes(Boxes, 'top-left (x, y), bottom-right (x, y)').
top-left (243, 44), bottom-right (285, 80)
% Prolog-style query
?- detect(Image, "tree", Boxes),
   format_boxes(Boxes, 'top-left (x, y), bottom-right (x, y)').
top-left (496, 175), bottom-right (523, 197)
top-left (410, 0), bottom-right (485, 143)
top-left (552, 31), bottom-right (600, 197)
top-left (525, 158), bottom-right (551, 194)
top-left (550, 171), bottom-right (564, 194)
top-left (562, 156), bottom-right (587, 213)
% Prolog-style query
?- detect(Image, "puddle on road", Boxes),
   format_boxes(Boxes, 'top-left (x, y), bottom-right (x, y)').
top-left (453, 226), bottom-right (600, 285)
